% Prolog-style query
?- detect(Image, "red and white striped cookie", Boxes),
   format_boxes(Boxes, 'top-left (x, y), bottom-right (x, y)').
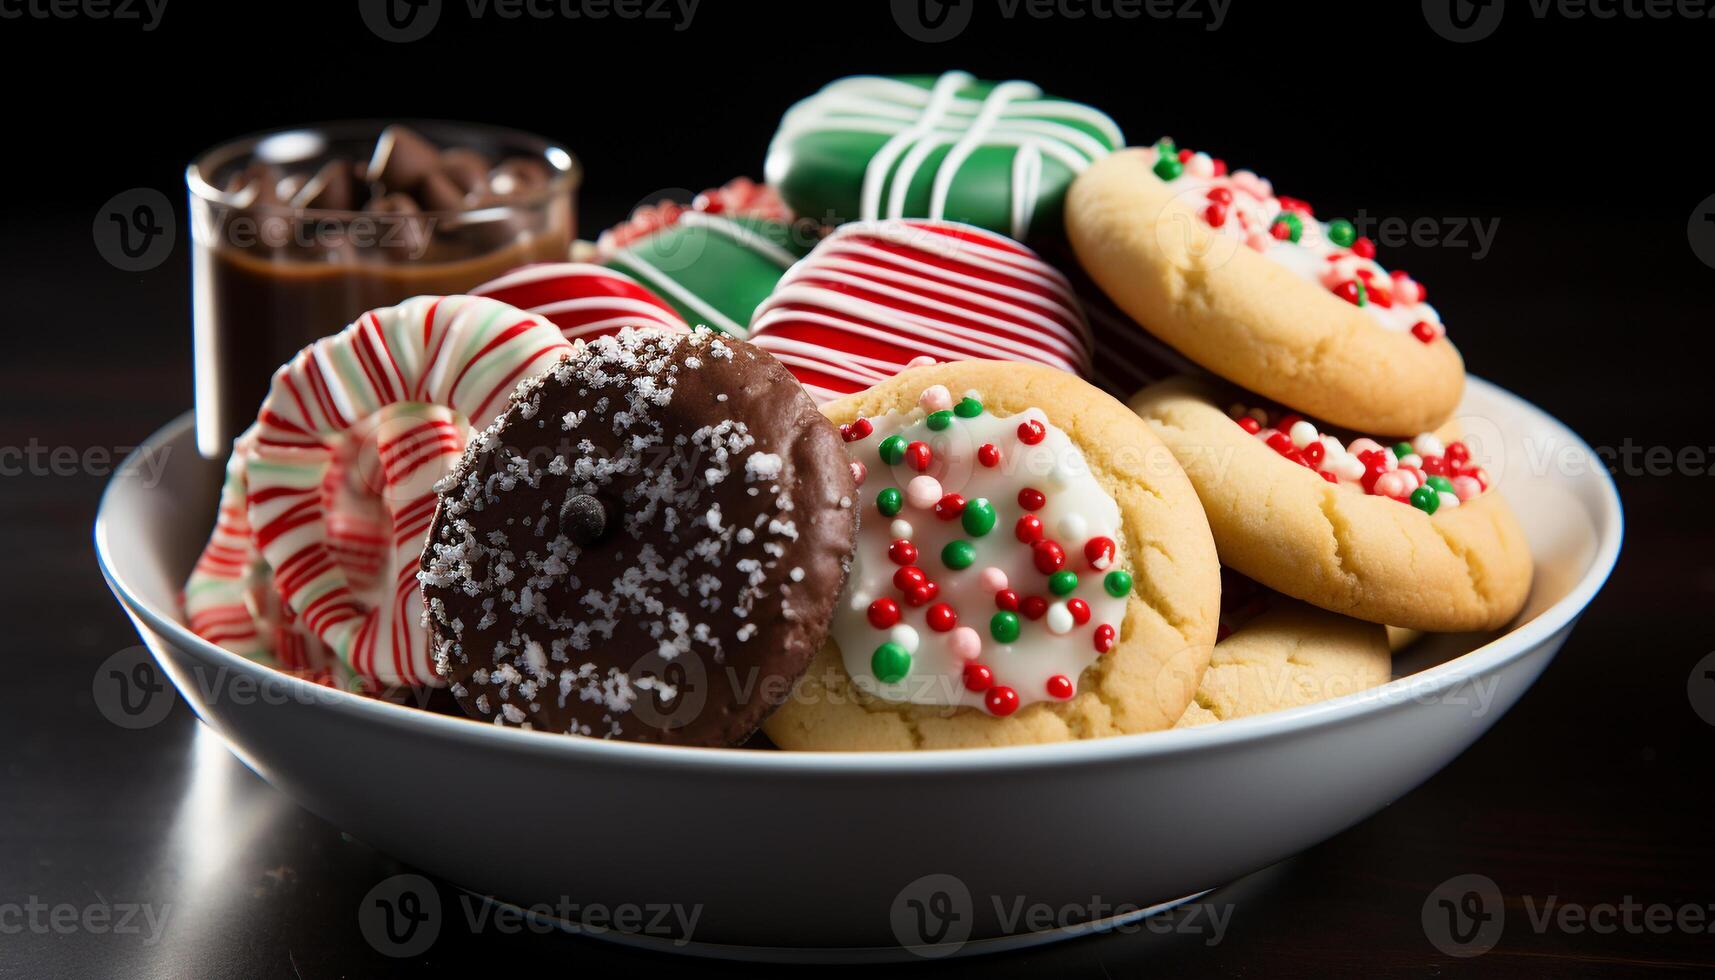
top-left (472, 262), bottom-right (688, 341)
top-left (244, 295), bottom-right (573, 688)
top-left (747, 219), bottom-right (1092, 403)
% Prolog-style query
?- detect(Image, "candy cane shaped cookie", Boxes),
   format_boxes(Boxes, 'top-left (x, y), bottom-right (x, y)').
top-left (244, 295), bottom-right (573, 687)
top-left (473, 263), bottom-right (688, 341)
top-left (748, 219), bottom-right (1093, 403)
top-left (184, 430), bottom-right (270, 658)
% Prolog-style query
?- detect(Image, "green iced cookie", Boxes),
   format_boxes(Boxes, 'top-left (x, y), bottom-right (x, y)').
top-left (765, 70), bottom-right (1124, 242)
top-left (604, 212), bottom-right (811, 337)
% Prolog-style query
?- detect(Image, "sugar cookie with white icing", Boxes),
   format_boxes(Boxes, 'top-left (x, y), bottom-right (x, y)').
top-left (1069, 141), bottom-right (1465, 436)
top-left (764, 360), bottom-right (1220, 751)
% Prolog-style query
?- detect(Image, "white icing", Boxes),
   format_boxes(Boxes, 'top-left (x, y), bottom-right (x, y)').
top-left (833, 398), bottom-right (1127, 711)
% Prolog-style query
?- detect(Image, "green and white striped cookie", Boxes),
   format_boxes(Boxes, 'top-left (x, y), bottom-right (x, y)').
top-left (765, 70), bottom-right (1124, 242)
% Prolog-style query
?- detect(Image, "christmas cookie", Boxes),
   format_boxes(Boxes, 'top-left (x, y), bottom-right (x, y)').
top-left (763, 360), bottom-right (1221, 751)
top-left (748, 219), bottom-right (1093, 402)
top-left (1174, 575), bottom-right (1390, 728)
top-left (243, 295), bottom-right (573, 689)
top-left (766, 71), bottom-right (1124, 242)
top-left (1069, 141), bottom-right (1464, 436)
top-left (598, 180), bottom-right (814, 337)
top-left (419, 329), bottom-right (857, 747)
top-left (1130, 377), bottom-right (1533, 632)
top-left (473, 262), bottom-right (688, 340)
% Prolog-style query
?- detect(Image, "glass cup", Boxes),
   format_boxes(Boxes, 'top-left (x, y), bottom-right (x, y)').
top-left (186, 120), bottom-right (579, 458)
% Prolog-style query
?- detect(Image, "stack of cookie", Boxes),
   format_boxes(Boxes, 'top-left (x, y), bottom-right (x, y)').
top-left (1066, 138), bottom-right (1534, 728)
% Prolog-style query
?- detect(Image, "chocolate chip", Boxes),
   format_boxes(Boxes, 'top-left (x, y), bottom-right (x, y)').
top-left (290, 159), bottom-right (358, 211)
top-left (561, 493), bottom-right (608, 546)
top-left (441, 147), bottom-right (490, 195)
top-left (367, 124), bottom-right (440, 193)
top-left (417, 170), bottom-right (467, 212)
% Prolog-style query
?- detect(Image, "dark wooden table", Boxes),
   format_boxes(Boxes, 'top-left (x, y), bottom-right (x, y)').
top-left (4, 5), bottom-right (1713, 974)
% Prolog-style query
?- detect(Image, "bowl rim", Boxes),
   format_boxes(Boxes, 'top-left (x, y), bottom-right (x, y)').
top-left (96, 375), bottom-right (1623, 775)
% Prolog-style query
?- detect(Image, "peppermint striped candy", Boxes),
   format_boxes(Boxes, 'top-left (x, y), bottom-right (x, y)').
top-left (244, 295), bottom-right (573, 688)
top-left (747, 219), bottom-right (1092, 403)
top-left (183, 428), bottom-right (344, 684)
top-left (472, 262), bottom-right (688, 341)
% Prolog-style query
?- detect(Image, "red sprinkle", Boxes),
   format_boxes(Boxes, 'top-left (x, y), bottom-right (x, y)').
top-left (1032, 540), bottom-right (1066, 575)
top-left (1278, 195), bottom-right (1313, 216)
top-left (1238, 416), bottom-right (1262, 434)
top-left (905, 582), bottom-right (939, 607)
top-left (926, 603), bottom-right (958, 632)
top-left (893, 566), bottom-right (926, 592)
top-left (962, 663), bottom-right (993, 692)
top-left (1266, 432), bottom-right (1293, 454)
top-left (1411, 321), bottom-right (1438, 344)
top-left (1046, 675), bottom-right (1074, 700)
top-left (1207, 186), bottom-right (1233, 205)
top-left (1447, 442), bottom-right (1471, 463)
top-left (1067, 598), bottom-right (1091, 625)
top-left (904, 441), bottom-right (933, 472)
top-left (994, 589), bottom-right (1020, 612)
top-left (1083, 536), bottom-right (1116, 570)
top-left (977, 443), bottom-right (1001, 467)
top-left (933, 493), bottom-right (966, 521)
top-left (1017, 420), bottom-right (1046, 445)
top-left (1018, 487), bottom-right (1046, 511)
top-left (867, 598), bottom-right (900, 629)
top-left (1021, 595), bottom-right (1049, 621)
top-left (1204, 202), bottom-right (1228, 227)
top-left (842, 418), bottom-right (872, 442)
top-left (985, 686), bottom-right (1020, 716)
top-left (1211, 158), bottom-right (1228, 177)
top-left (887, 539), bottom-right (918, 566)
top-left (1015, 514), bottom-right (1045, 544)
top-left (1333, 281), bottom-right (1364, 306)
top-left (1352, 236), bottom-right (1376, 259)
top-left (1304, 442), bottom-right (1326, 466)
top-left (1094, 624), bottom-right (1117, 653)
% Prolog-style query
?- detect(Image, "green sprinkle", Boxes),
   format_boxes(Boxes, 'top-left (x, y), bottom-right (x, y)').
top-left (871, 642), bottom-right (911, 684)
top-left (1410, 485), bottom-right (1440, 515)
top-left (1392, 442), bottom-right (1415, 459)
top-left (1104, 570), bottom-right (1134, 598)
top-left (1155, 136), bottom-right (1177, 156)
top-left (961, 497), bottom-right (997, 537)
top-left (942, 540), bottom-right (976, 571)
top-left (1153, 155), bottom-right (1183, 181)
top-left (1328, 218), bottom-right (1357, 248)
top-left (876, 487), bottom-right (903, 517)
top-left (990, 611), bottom-right (1021, 644)
top-left (878, 435), bottom-right (907, 465)
top-left (1426, 475), bottom-right (1454, 493)
top-left (954, 397), bottom-right (983, 418)
top-left (1049, 571), bottom-right (1079, 596)
top-left (926, 410), bottom-right (954, 431)
top-left (1272, 212), bottom-right (1303, 243)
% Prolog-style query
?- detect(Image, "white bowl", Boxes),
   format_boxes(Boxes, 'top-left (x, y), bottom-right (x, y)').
top-left (96, 377), bottom-right (1621, 961)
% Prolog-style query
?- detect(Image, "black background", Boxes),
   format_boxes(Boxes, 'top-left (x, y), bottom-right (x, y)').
top-left (2, 0), bottom-right (1710, 976)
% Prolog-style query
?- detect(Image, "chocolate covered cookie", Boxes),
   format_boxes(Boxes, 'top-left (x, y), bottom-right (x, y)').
top-left (419, 328), bottom-right (858, 746)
